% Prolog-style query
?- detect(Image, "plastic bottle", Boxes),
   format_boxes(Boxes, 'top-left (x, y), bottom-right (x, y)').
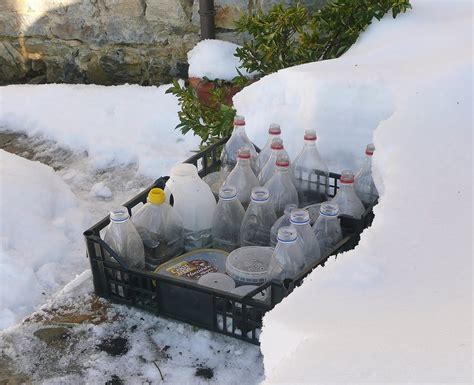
top-left (224, 147), bottom-right (259, 207)
top-left (104, 207), bottom-right (145, 269)
top-left (255, 123), bottom-right (281, 174)
top-left (211, 185), bottom-right (246, 252)
top-left (131, 188), bottom-right (184, 270)
top-left (292, 129), bottom-right (329, 205)
top-left (270, 203), bottom-right (298, 247)
top-left (258, 137), bottom-right (289, 185)
top-left (312, 201), bottom-right (343, 257)
top-left (290, 209), bottom-right (321, 266)
top-left (165, 163), bottom-right (216, 251)
top-left (332, 170), bottom-right (365, 219)
top-left (264, 154), bottom-right (299, 217)
top-left (267, 226), bottom-right (306, 283)
top-left (221, 115), bottom-right (257, 173)
top-left (240, 187), bottom-right (277, 247)
top-left (354, 143), bottom-right (379, 206)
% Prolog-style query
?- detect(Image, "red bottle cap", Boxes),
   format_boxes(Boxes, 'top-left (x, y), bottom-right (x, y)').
top-left (276, 154), bottom-right (290, 167)
top-left (304, 129), bottom-right (317, 141)
top-left (271, 138), bottom-right (284, 150)
top-left (237, 147), bottom-right (251, 159)
top-left (234, 115), bottom-right (245, 126)
top-left (366, 143), bottom-right (375, 155)
top-left (268, 123), bottom-right (281, 135)
top-left (339, 170), bottom-right (354, 184)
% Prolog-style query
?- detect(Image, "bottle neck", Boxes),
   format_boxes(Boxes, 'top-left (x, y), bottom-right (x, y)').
top-left (319, 211), bottom-right (338, 219)
top-left (304, 139), bottom-right (316, 148)
top-left (276, 166), bottom-right (290, 174)
top-left (277, 238), bottom-right (297, 245)
top-left (233, 125), bottom-right (246, 135)
top-left (339, 181), bottom-right (356, 193)
top-left (237, 158), bottom-right (251, 168)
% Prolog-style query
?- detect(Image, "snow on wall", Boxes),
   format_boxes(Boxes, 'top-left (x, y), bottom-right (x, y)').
top-left (0, 150), bottom-right (90, 330)
top-left (0, 84), bottom-right (200, 179)
top-left (234, 0), bottom-right (472, 383)
top-left (188, 39), bottom-right (257, 81)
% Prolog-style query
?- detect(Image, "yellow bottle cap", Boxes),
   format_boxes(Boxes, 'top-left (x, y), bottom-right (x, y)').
top-left (147, 188), bottom-right (165, 205)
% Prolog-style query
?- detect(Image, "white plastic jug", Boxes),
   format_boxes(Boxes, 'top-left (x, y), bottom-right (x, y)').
top-left (165, 163), bottom-right (217, 250)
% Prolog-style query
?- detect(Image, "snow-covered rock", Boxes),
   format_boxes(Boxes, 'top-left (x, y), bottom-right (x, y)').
top-left (234, 0), bottom-right (472, 382)
top-left (188, 39), bottom-right (257, 81)
top-left (0, 150), bottom-right (90, 330)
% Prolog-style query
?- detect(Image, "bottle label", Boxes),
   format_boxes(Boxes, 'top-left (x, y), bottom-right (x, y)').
top-left (166, 259), bottom-right (217, 280)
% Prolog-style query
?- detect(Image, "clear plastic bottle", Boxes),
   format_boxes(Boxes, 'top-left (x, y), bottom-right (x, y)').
top-left (332, 170), bottom-right (365, 218)
top-left (211, 185), bottom-right (246, 252)
top-left (267, 226), bottom-right (306, 283)
top-left (312, 201), bottom-right (343, 257)
top-left (104, 207), bottom-right (145, 269)
top-left (240, 187), bottom-right (277, 247)
top-left (270, 203), bottom-right (298, 247)
top-left (255, 123), bottom-right (281, 174)
top-left (354, 143), bottom-right (379, 206)
top-left (290, 209), bottom-right (321, 266)
top-left (258, 137), bottom-right (289, 185)
top-left (224, 147), bottom-right (260, 207)
top-left (131, 188), bottom-right (184, 270)
top-left (264, 154), bottom-right (299, 217)
top-left (292, 129), bottom-right (329, 205)
top-left (221, 115), bottom-right (258, 173)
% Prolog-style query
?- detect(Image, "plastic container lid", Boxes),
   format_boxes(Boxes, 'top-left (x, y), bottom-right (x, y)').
top-left (198, 272), bottom-right (236, 291)
top-left (231, 285), bottom-right (268, 302)
top-left (154, 249), bottom-right (228, 281)
top-left (226, 246), bottom-right (273, 285)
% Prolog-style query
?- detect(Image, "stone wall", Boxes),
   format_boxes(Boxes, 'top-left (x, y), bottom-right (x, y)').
top-left (0, 0), bottom-right (325, 85)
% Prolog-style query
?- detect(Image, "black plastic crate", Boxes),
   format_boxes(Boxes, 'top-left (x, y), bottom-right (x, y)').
top-left (84, 136), bottom-right (375, 345)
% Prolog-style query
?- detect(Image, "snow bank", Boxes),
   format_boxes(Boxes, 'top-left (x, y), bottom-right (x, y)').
top-left (234, 0), bottom-right (472, 383)
top-left (0, 150), bottom-right (90, 330)
top-left (188, 39), bottom-right (257, 81)
top-left (0, 84), bottom-right (200, 179)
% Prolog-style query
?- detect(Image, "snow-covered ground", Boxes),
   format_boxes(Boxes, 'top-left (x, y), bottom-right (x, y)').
top-left (234, 0), bottom-right (472, 383)
top-left (0, 84), bottom-right (200, 178)
top-left (0, 270), bottom-right (264, 384)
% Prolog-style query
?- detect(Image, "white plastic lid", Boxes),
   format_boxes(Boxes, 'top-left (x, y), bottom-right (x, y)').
top-left (226, 246), bottom-right (273, 284)
top-left (231, 285), bottom-right (268, 302)
top-left (197, 272), bottom-right (235, 291)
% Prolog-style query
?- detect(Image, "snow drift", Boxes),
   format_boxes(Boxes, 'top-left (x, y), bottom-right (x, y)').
top-left (234, 0), bottom-right (472, 383)
top-left (0, 151), bottom-right (90, 330)
top-left (0, 84), bottom-right (200, 179)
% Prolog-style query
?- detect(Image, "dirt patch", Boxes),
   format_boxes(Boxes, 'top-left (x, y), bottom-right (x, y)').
top-left (97, 337), bottom-right (129, 357)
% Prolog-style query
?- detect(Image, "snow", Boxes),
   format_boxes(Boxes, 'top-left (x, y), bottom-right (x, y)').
top-left (234, 0), bottom-right (472, 383)
top-left (90, 181), bottom-right (113, 200)
top-left (0, 84), bottom-right (200, 179)
top-left (0, 150), bottom-right (90, 330)
top-left (188, 39), bottom-right (257, 81)
top-left (0, 270), bottom-right (264, 384)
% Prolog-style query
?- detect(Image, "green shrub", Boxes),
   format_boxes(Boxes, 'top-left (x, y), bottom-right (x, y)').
top-left (166, 79), bottom-right (236, 145)
top-left (235, 0), bottom-right (412, 75)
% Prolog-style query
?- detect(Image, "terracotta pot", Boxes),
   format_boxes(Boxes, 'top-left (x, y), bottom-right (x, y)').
top-left (188, 77), bottom-right (249, 108)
